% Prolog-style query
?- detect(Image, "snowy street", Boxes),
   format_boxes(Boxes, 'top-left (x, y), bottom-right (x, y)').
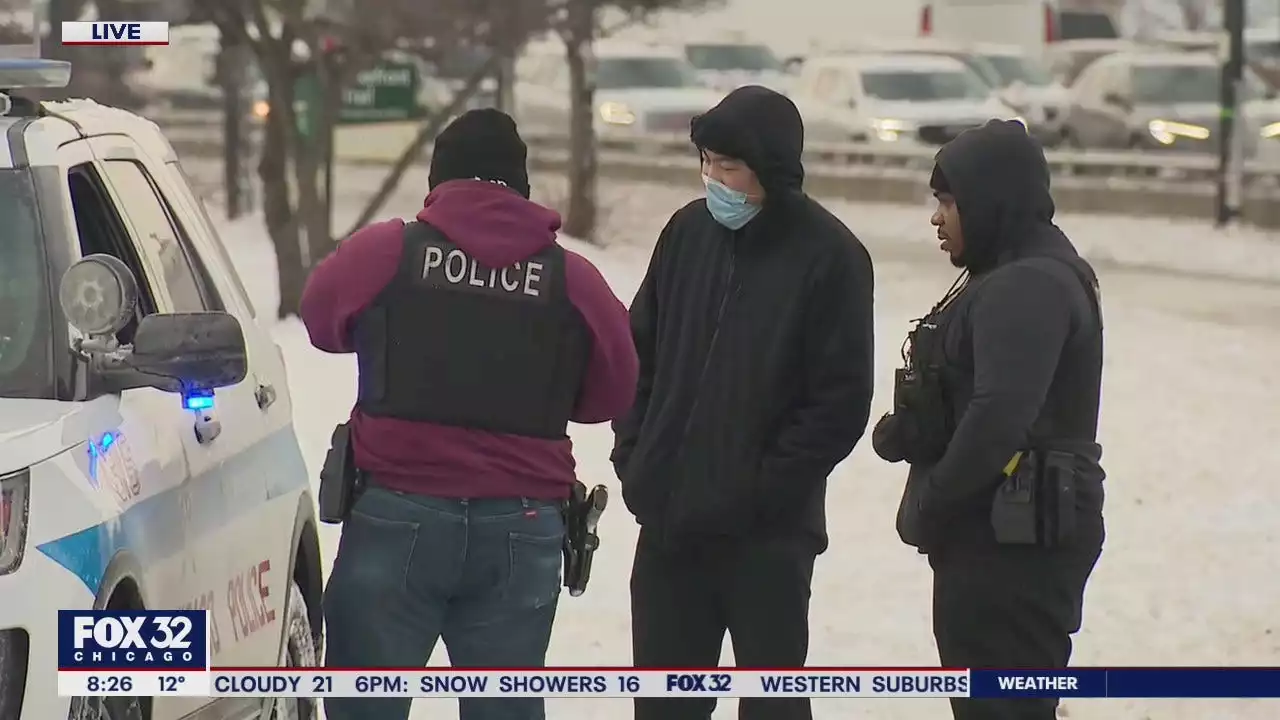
top-left (210, 164), bottom-right (1280, 719)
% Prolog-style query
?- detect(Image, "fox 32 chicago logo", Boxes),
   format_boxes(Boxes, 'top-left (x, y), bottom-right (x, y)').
top-left (58, 610), bottom-right (209, 671)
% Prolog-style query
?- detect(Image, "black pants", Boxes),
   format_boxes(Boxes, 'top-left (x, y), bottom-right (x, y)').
top-left (931, 543), bottom-right (1102, 720)
top-left (630, 527), bottom-right (817, 720)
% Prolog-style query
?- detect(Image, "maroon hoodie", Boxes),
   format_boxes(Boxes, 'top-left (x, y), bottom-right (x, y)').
top-left (299, 180), bottom-right (639, 500)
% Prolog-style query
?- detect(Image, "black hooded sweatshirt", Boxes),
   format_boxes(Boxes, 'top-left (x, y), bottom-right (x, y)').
top-left (889, 120), bottom-right (1106, 553)
top-left (610, 86), bottom-right (875, 552)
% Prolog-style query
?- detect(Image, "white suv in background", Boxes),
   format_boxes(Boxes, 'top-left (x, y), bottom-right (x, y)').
top-left (791, 52), bottom-right (1021, 146)
top-left (515, 40), bottom-right (724, 139)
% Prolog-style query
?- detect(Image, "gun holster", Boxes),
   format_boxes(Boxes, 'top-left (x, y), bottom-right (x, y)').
top-left (318, 422), bottom-right (366, 524)
top-left (991, 450), bottom-right (1079, 547)
top-left (562, 481), bottom-right (608, 597)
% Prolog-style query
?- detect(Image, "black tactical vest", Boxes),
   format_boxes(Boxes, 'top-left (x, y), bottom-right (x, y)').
top-left (353, 222), bottom-right (591, 439)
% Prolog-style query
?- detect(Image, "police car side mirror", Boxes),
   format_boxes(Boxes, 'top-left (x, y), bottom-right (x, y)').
top-left (127, 312), bottom-right (249, 394)
top-left (59, 255), bottom-right (248, 395)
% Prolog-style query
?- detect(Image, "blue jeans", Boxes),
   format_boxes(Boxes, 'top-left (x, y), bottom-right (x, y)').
top-left (322, 486), bottom-right (565, 720)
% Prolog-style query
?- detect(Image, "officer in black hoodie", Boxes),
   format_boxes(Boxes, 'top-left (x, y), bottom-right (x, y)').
top-left (873, 120), bottom-right (1105, 720)
top-left (611, 86), bottom-right (875, 720)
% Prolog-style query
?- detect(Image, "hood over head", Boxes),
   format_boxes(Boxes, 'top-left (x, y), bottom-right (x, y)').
top-left (690, 85), bottom-right (805, 199)
top-left (932, 119), bottom-right (1063, 273)
top-left (418, 179), bottom-right (561, 268)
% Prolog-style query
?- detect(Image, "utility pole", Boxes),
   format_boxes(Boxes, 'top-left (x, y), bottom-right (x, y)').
top-left (1215, 0), bottom-right (1246, 227)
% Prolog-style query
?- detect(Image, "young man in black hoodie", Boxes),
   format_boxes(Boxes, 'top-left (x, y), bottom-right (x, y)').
top-left (873, 120), bottom-right (1106, 720)
top-left (611, 86), bottom-right (876, 720)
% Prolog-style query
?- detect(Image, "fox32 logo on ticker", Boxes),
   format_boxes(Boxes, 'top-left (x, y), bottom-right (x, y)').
top-left (58, 610), bottom-right (209, 670)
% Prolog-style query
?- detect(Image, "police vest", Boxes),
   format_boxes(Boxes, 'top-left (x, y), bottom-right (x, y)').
top-left (353, 222), bottom-right (590, 439)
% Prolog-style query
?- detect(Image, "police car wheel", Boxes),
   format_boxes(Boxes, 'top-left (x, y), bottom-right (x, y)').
top-left (270, 580), bottom-right (318, 720)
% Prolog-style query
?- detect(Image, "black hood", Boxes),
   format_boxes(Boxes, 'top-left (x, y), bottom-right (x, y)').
top-left (690, 85), bottom-right (805, 199)
top-left (934, 119), bottom-right (1064, 273)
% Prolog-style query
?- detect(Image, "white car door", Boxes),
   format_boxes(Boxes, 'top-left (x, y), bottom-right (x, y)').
top-left (85, 136), bottom-right (292, 671)
top-left (156, 156), bottom-right (314, 669)
top-left (50, 140), bottom-right (208, 720)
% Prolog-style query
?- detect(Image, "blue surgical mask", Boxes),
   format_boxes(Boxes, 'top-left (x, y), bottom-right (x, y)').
top-left (703, 175), bottom-right (761, 230)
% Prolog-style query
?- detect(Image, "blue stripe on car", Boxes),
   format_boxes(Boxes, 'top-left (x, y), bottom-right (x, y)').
top-left (36, 427), bottom-right (311, 592)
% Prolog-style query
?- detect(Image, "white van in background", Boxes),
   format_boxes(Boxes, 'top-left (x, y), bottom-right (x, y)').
top-left (919, 0), bottom-right (1124, 56)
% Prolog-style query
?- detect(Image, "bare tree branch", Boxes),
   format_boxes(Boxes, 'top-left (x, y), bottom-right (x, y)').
top-left (342, 54), bottom-right (503, 236)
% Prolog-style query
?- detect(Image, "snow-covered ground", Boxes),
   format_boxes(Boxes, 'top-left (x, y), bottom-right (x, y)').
top-left (213, 167), bottom-right (1280, 719)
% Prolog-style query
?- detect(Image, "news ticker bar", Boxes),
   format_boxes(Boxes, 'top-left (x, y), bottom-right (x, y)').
top-left (57, 668), bottom-right (1280, 699)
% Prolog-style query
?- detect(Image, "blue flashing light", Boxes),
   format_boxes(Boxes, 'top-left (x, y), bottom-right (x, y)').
top-left (0, 58), bottom-right (72, 89)
top-left (87, 431), bottom-right (116, 485)
top-left (183, 391), bottom-right (215, 411)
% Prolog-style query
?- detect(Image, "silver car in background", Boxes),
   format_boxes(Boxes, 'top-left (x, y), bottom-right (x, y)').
top-left (683, 40), bottom-right (794, 94)
top-left (790, 52), bottom-right (1020, 146)
top-left (864, 39), bottom-right (1070, 144)
top-left (1063, 51), bottom-right (1280, 157)
top-left (515, 40), bottom-right (724, 139)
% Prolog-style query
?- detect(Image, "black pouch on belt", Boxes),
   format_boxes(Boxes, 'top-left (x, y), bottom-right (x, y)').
top-left (318, 422), bottom-right (365, 524)
top-left (991, 452), bottom-right (1039, 545)
top-left (991, 450), bottom-right (1081, 546)
top-left (1038, 450), bottom-right (1079, 547)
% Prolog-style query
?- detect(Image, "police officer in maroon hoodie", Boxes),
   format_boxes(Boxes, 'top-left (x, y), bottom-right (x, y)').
top-left (299, 108), bottom-right (639, 720)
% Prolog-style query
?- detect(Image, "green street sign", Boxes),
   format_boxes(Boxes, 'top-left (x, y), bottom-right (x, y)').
top-left (339, 62), bottom-right (422, 124)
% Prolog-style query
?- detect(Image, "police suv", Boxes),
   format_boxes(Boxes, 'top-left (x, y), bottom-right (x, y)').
top-left (0, 61), bottom-right (322, 719)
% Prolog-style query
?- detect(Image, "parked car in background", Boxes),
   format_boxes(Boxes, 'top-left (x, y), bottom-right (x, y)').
top-left (861, 39), bottom-right (1070, 144)
top-left (969, 45), bottom-right (1070, 142)
top-left (1044, 37), bottom-right (1137, 84)
top-left (514, 41), bottom-right (723, 138)
top-left (1246, 26), bottom-right (1280, 90)
top-left (425, 45), bottom-right (500, 109)
top-left (683, 40), bottom-right (793, 93)
top-left (790, 52), bottom-right (1020, 146)
top-left (1063, 51), bottom-right (1280, 157)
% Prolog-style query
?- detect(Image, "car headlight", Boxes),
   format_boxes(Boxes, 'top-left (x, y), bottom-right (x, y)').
top-left (1147, 119), bottom-right (1210, 144)
top-left (598, 101), bottom-right (635, 126)
top-left (0, 468), bottom-right (29, 575)
top-left (870, 118), bottom-right (914, 141)
top-left (1261, 122), bottom-right (1280, 139)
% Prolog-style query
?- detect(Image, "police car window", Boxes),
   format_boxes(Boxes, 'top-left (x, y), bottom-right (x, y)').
top-left (66, 164), bottom-right (160, 344)
top-left (166, 160), bottom-right (258, 318)
top-left (100, 160), bottom-right (222, 313)
top-left (0, 169), bottom-right (55, 399)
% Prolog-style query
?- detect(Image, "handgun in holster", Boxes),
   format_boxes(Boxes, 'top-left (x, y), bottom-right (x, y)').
top-left (991, 450), bottom-right (1079, 547)
top-left (318, 422), bottom-right (366, 524)
top-left (562, 481), bottom-right (609, 597)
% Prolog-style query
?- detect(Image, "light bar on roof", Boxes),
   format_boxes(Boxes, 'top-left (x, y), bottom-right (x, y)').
top-left (0, 58), bottom-right (72, 89)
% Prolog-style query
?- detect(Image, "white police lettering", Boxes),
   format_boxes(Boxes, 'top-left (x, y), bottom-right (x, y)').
top-left (421, 243), bottom-right (546, 300)
top-left (444, 250), bottom-right (467, 283)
